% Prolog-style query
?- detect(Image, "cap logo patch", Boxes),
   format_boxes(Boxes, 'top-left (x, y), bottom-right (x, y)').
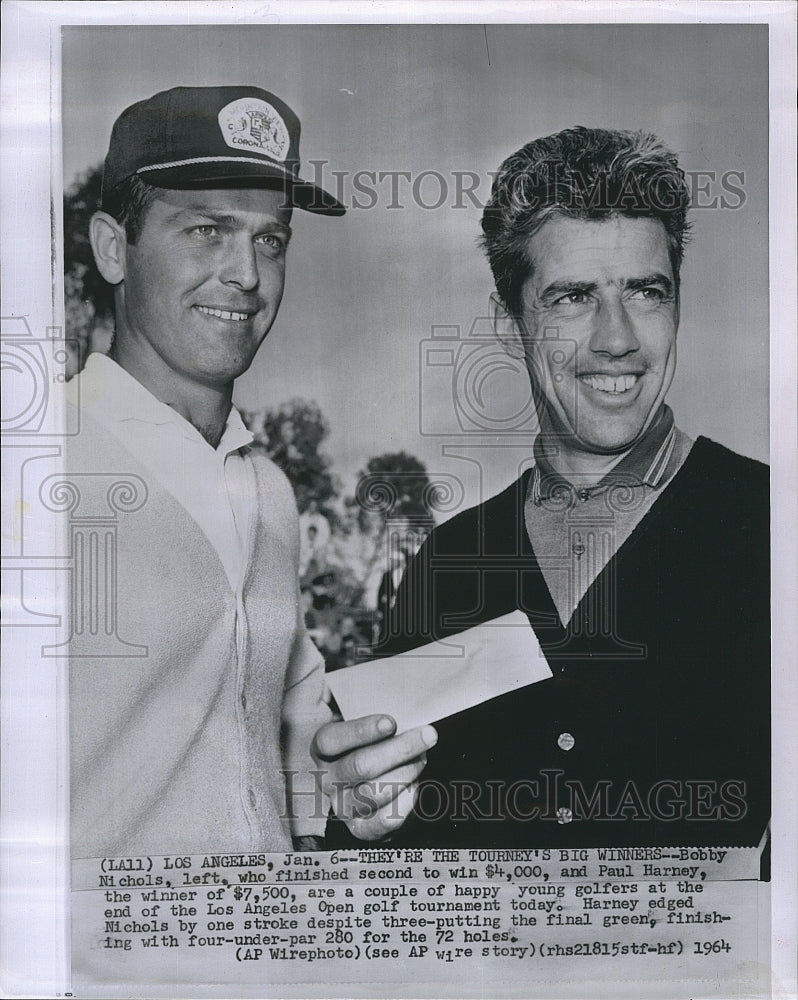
top-left (218, 98), bottom-right (290, 162)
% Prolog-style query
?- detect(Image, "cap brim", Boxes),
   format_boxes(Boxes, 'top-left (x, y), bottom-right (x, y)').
top-left (136, 160), bottom-right (345, 216)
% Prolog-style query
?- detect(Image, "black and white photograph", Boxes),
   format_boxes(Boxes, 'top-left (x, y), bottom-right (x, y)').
top-left (1, 3), bottom-right (796, 998)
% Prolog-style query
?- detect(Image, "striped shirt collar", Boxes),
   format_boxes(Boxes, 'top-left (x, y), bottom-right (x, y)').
top-left (531, 405), bottom-right (678, 505)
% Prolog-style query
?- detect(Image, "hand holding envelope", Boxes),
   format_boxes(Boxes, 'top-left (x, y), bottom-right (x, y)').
top-left (313, 611), bottom-right (552, 840)
top-left (326, 610), bottom-right (552, 733)
top-left (311, 713), bottom-right (438, 841)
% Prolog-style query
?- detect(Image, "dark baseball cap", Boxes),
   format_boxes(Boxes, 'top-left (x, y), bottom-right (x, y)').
top-left (100, 85), bottom-right (345, 216)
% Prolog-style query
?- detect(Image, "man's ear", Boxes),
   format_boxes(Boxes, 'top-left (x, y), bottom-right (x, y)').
top-left (89, 211), bottom-right (127, 285)
top-left (489, 292), bottom-right (526, 360)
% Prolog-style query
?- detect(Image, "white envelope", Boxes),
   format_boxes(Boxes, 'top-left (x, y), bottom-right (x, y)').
top-left (325, 610), bottom-right (552, 733)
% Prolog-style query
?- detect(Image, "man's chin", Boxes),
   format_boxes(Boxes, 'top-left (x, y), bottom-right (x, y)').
top-left (570, 408), bottom-right (661, 456)
top-left (541, 421), bottom-right (646, 457)
top-left (191, 356), bottom-right (258, 388)
top-left (573, 433), bottom-right (646, 457)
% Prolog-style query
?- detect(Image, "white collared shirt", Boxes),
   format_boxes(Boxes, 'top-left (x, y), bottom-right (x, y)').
top-left (71, 352), bottom-right (255, 592)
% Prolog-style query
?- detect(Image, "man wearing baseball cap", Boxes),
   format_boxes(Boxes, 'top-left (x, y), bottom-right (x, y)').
top-left (66, 86), bottom-right (435, 859)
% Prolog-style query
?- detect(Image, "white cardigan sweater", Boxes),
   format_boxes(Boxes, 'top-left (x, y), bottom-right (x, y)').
top-left (66, 407), bottom-right (331, 859)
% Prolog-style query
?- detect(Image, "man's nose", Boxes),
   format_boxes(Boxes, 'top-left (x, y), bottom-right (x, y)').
top-left (221, 236), bottom-right (259, 291)
top-left (588, 296), bottom-right (640, 357)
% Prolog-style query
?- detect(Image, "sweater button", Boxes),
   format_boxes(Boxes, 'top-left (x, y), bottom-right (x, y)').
top-left (556, 807), bottom-right (573, 824)
top-left (557, 732), bottom-right (575, 751)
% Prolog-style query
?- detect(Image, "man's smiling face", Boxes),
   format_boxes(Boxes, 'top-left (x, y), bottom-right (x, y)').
top-left (516, 214), bottom-right (679, 455)
top-left (114, 186), bottom-right (292, 389)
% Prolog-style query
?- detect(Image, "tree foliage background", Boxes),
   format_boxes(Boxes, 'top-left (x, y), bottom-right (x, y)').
top-left (63, 164), bottom-right (114, 370)
top-left (241, 399), bottom-right (339, 517)
top-left (335, 451), bottom-right (434, 606)
top-left (352, 451), bottom-right (435, 534)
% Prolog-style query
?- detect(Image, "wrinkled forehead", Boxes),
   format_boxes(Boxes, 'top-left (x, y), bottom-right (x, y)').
top-left (525, 214), bottom-right (674, 288)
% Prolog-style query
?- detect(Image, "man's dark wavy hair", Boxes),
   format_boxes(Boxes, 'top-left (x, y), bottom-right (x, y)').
top-left (480, 126), bottom-right (691, 314)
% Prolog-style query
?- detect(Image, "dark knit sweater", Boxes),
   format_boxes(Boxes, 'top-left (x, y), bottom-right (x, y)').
top-left (379, 437), bottom-right (770, 849)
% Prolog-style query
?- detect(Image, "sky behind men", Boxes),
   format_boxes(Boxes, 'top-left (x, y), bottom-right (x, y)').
top-left (61, 24), bottom-right (769, 504)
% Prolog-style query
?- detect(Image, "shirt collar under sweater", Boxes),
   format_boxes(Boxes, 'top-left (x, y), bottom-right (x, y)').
top-left (530, 405), bottom-right (678, 505)
top-left (70, 353), bottom-right (255, 590)
top-left (73, 351), bottom-right (253, 452)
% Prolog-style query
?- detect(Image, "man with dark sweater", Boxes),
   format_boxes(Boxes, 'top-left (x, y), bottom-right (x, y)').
top-left (380, 127), bottom-right (769, 849)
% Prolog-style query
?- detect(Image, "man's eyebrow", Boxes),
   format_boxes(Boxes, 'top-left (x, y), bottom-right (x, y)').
top-left (273, 221), bottom-right (293, 242)
top-left (538, 279), bottom-right (598, 302)
top-left (256, 219), bottom-right (293, 243)
top-left (537, 273), bottom-right (674, 302)
top-left (625, 273), bottom-right (674, 295)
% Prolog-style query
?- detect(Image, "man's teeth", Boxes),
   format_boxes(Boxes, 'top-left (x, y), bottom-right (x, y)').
top-left (581, 374), bottom-right (639, 393)
top-left (197, 306), bottom-right (249, 322)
